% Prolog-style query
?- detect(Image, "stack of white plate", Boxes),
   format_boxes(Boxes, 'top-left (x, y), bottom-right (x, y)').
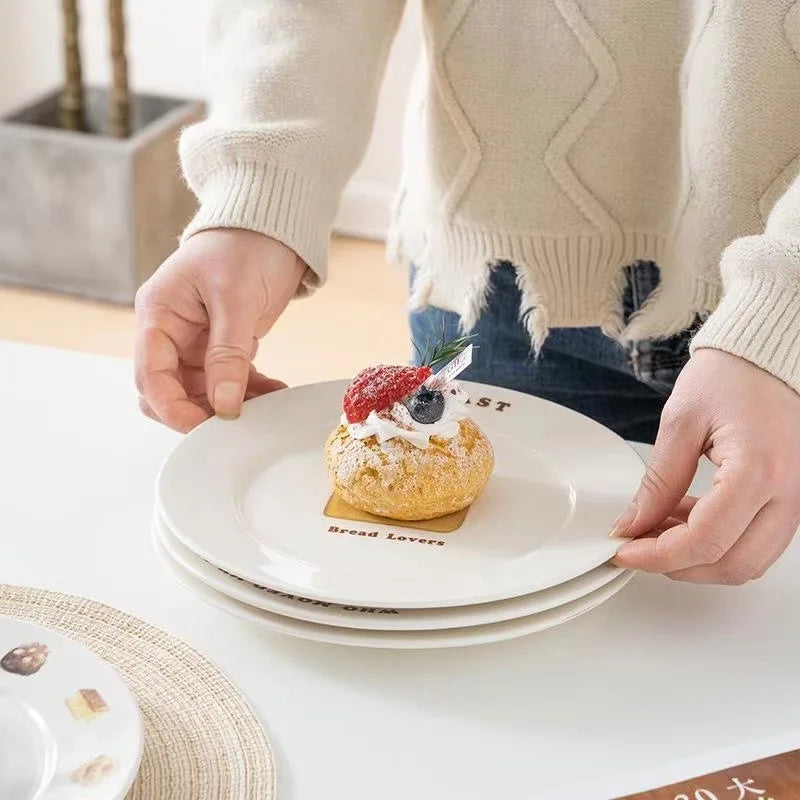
top-left (154, 380), bottom-right (645, 649)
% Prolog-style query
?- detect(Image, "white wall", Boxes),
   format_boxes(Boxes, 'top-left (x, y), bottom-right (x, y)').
top-left (0, 1), bottom-right (61, 114)
top-left (0, 0), bottom-right (422, 240)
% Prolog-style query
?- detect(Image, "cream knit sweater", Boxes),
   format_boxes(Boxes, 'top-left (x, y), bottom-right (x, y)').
top-left (179, 1), bottom-right (800, 393)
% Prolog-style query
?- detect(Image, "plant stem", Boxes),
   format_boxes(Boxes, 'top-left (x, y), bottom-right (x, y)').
top-left (60, 0), bottom-right (84, 131)
top-left (107, 0), bottom-right (130, 137)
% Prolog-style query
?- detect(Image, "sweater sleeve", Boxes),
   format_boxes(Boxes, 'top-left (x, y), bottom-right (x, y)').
top-left (178, 0), bottom-right (406, 292)
top-left (690, 173), bottom-right (800, 394)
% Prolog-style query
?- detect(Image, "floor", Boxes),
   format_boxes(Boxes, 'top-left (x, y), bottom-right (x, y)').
top-left (0, 236), bottom-right (411, 387)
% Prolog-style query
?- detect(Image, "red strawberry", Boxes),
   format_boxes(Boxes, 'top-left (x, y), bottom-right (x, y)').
top-left (343, 365), bottom-right (431, 423)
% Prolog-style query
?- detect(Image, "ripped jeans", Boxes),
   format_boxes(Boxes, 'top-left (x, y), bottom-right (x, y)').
top-left (409, 261), bottom-right (701, 444)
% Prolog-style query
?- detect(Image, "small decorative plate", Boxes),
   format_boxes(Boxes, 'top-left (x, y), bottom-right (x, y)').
top-left (0, 617), bottom-right (143, 800)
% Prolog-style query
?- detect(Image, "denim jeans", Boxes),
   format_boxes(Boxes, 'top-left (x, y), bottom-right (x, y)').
top-left (409, 262), bottom-right (700, 444)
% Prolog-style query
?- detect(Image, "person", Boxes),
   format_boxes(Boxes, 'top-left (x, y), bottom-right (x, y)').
top-left (134, 2), bottom-right (800, 586)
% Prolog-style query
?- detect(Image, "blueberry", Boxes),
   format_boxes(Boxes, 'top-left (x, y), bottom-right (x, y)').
top-left (405, 387), bottom-right (445, 424)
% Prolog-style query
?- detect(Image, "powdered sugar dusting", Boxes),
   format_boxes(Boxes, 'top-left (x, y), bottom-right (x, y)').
top-left (325, 418), bottom-right (494, 520)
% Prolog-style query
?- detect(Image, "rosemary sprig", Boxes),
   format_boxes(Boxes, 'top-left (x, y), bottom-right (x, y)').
top-left (412, 322), bottom-right (477, 369)
top-left (424, 333), bottom-right (476, 368)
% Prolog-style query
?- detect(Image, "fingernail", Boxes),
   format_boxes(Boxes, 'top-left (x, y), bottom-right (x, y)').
top-left (213, 381), bottom-right (242, 420)
top-left (609, 502), bottom-right (638, 538)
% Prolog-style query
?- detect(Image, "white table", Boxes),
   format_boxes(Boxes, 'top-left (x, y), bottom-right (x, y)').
top-left (3, 340), bottom-right (800, 800)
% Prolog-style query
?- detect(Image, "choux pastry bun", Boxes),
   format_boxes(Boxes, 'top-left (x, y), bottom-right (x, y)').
top-left (325, 340), bottom-right (494, 521)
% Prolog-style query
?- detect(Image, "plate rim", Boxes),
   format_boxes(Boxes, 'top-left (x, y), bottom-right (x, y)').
top-left (154, 512), bottom-right (627, 631)
top-left (154, 527), bottom-right (636, 649)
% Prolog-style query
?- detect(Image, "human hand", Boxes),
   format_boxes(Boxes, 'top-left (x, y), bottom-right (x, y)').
top-left (135, 228), bottom-right (305, 432)
top-left (611, 349), bottom-right (800, 584)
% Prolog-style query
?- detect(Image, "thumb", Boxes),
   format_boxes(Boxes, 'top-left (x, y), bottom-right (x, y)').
top-left (205, 301), bottom-right (257, 420)
top-left (611, 410), bottom-right (704, 538)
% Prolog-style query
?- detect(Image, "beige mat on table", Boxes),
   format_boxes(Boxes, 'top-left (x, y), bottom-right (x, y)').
top-left (0, 585), bottom-right (276, 800)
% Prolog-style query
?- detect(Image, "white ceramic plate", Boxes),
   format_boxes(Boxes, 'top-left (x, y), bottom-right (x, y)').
top-left (155, 511), bottom-right (627, 631)
top-left (0, 617), bottom-right (142, 800)
top-left (154, 527), bottom-right (636, 649)
top-left (157, 380), bottom-right (644, 609)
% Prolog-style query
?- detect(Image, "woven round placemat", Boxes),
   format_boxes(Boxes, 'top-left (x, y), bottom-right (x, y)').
top-left (0, 585), bottom-right (276, 800)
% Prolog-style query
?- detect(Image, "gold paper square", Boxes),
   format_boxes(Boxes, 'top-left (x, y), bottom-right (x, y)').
top-left (323, 493), bottom-right (469, 533)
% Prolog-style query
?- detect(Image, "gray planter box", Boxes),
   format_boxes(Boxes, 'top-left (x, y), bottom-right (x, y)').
top-left (0, 88), bottom-right (203, 303)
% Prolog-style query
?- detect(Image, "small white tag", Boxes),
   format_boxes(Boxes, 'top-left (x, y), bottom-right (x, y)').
top-left (428, 344), bottom-right (473, 387)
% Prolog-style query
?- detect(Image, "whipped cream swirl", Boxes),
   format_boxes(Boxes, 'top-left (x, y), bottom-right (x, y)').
top-left (343, 384), bottom-right (469, 449)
